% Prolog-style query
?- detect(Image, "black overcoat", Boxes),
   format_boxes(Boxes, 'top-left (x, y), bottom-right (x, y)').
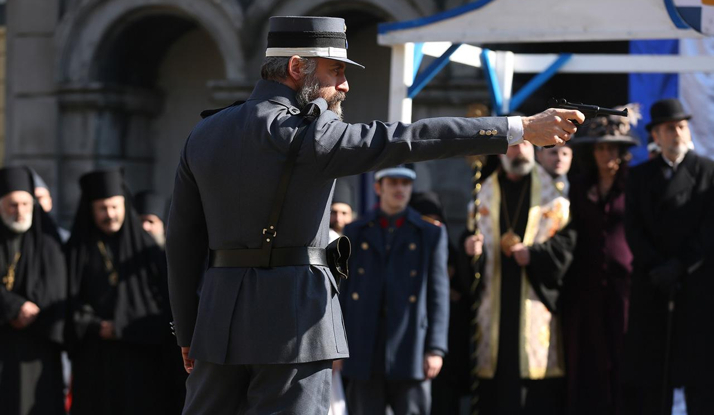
top-left (624, 151), bottom-right (714, 413)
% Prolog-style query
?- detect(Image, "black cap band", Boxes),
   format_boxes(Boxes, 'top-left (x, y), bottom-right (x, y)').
top-left (268, 31), bottom-right (347, 49)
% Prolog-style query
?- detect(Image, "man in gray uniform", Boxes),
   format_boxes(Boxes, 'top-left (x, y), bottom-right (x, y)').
top-left (166, 15), bottom-right (583, 415)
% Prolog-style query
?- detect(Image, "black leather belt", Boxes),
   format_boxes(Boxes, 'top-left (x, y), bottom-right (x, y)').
top-left (209, 247), bottom-right (328, 268)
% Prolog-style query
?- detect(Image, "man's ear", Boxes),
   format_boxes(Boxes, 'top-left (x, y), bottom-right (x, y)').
top-left (373, 181), bottom-right (382, 197)
top-left (650, 126), bottom-right (661, 145)
top-left (287, 55), bottom-right (304, 83)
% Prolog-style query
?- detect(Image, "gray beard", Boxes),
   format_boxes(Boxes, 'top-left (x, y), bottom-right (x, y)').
top-left (296, 73), bottom-right (345, 121)
top-left (500, 155), bottom-right (535, 177)
top-left (0, 211), bottom-right (32, 234)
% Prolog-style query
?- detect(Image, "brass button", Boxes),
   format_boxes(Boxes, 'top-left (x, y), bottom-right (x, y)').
top-left (485, 130), bottom-right (492, 136)
top-left (410, 270), bottom-right (417, 277)
top-left (388, 228), bottom-right (394, 233)
top-left (358, 267), bottom-right (365, 275)
top-left (479, 130), bottom-right (486, 135)
top-left (409, 243), bottom-right (417, 251)
top-left (409, 295), bottom-right (417, 303)
top-left (491, 129), bottom-right (498, 135)
top-left (361, 242), bottom-right (369, 250)
top-left (352, 292), bottom-right (360, 301)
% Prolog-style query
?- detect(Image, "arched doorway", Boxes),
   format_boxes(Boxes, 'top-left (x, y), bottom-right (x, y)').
top-left (57, 6), bottom-right (234, 222)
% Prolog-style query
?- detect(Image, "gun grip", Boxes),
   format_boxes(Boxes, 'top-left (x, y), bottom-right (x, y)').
top-left (542, 119), bottom-right (580, 149)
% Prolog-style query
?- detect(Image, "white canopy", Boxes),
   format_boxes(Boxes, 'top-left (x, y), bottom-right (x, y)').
top-left (378, 0), bottom-right (714, 122)
top-left (378, 0), bottom-right (704, 46)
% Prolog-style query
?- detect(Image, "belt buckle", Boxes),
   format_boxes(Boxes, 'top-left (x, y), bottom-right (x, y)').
top-left (262, 227), bottom-right (277, 238)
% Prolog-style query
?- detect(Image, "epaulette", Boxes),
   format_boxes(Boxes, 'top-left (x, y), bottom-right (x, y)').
top-left (200, 100), bottom-right (245, 119)
top-left (421, 215), bottom-right (442, 227)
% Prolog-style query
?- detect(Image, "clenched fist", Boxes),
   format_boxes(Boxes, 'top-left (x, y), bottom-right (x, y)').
top-left (11, 301), bottom-right (40, 329)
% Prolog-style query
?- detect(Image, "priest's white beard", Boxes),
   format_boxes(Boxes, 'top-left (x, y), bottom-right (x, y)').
top-left (500, 154), bottom-right (535, 177)
top-left (0, 208), bottom-right (32, 234)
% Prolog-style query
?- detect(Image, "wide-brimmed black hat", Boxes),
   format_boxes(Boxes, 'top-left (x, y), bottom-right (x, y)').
top-left (266, 16), bottom-right (364, 68)
top-left (572, 104), bottom-right (641, 147)
top-left (645, 98), bottom-right (691, 131)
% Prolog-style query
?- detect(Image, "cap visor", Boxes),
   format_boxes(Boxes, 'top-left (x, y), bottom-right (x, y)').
top-left (328, 56), bottom-right (365, 69)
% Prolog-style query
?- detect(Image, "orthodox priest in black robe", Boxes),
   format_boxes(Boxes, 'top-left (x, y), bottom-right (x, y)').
top-left (0, 166), bottom-right (67, 415)
top-left (462, 142), bottom-right (575, 414)
top-left (65, 169), bottom-right (173, 415)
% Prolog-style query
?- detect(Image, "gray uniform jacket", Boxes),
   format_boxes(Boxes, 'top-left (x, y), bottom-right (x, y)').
top-left (166, 79), bottom-right (509, 365)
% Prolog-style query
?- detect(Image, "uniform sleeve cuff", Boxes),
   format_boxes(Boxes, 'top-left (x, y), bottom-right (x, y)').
top-left (507, 116), bottom-right (524, 146)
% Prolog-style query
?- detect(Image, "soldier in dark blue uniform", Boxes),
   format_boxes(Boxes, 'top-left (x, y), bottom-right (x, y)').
top-left (338, 165), bottom-right (448, 415)
top-left (166, 15), bottom-right (583, 415)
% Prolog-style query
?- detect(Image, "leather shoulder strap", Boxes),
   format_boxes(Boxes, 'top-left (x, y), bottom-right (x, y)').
top-left (257, 115), bottom-right (313, 267)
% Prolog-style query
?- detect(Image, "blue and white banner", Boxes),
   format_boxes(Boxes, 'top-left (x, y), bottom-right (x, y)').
top-left (629, 37), bottom-right (714, 165)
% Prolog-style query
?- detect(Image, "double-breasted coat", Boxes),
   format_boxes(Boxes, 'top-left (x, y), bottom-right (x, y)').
top-left (339, 207), bottom-right (449, 380)
top-left (166, 79), bottom-right (512, 366)
top-left (624, 151), bottom-right (714, 413)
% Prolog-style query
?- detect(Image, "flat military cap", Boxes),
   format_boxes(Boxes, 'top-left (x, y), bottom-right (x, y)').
top-left (375, 164), bottom-right (416, 181)
top-left (266, 16), bottom-right (364, 68)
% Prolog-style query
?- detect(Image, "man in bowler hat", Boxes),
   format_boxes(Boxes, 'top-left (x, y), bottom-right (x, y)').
top-left (166, 15), bottom-right (584, 414)
top-left (624, 98), bottom-right (714, 414)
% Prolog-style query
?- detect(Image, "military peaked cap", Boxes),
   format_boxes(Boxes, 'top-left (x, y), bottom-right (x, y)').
top-left (266, 16), bottom-right (364, 68)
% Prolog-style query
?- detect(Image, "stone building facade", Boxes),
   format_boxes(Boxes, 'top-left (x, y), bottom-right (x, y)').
top-left (5, 0), bottom-right (490, 231)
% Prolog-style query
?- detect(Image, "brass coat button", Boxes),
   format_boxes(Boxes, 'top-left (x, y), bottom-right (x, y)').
top-left (410, 270), bottom-right (417, 277)
top-left (409, 243), bottom-right (417, 251)
top-left (361, 242), bottom-right (369, 250)
top-left (491, 129), bottom-right (498, 135)
top-left (409, 295), bottom-right (417, 303)
top-left (479, 130), bottom-right (486, 135)
top-left (358, 268), bottom-right (365, 275)
top-left (352, 292), bottom-right (360, 301)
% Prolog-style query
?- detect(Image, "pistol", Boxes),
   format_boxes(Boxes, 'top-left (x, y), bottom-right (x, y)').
top-left (550, 98), bottom-right (629, 119)
top-left (543, 99), bottom-right (629, 148)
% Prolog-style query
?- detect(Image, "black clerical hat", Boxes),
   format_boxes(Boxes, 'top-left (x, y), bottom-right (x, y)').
top-left (332, 180), bottom-right (355, 209)
top-left (0, 166), bottom-right (33, 199)
top-left (266, 16), bottom-right (364, 68)
top-left (646, 98), bottom-right (691, 131)
top-left (134, 191), bottom-right (166, 223)
top-left (79, 168), bottom-right (124, 201)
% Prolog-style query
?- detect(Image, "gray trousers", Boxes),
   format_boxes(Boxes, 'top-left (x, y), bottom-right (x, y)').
top-left (183, 359), bottom-right (332, 415)
top-left (346, 378), bottom-right (431, 415)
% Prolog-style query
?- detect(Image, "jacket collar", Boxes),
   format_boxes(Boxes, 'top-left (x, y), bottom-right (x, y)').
top-left (247, 80), bottom-right (329, 116)
top-left (248, 80), bottom-right (300, 107)
top-left (362, 206), bottom-right (427, 230)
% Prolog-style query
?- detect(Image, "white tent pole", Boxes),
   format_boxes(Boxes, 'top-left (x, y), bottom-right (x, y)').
top-left (495, 51), bottom-right (515, 114)
top-left (388, 43), bottom-right (414, 123)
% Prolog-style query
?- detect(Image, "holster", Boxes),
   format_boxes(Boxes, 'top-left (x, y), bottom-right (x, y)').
top-left (326, 236), bottom-right (351, 284)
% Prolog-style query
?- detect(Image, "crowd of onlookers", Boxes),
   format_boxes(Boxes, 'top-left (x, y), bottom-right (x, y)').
top-left (0, 97), bottom-right (709, 415)
top-left (328, 98), bottom-right (712, 415)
